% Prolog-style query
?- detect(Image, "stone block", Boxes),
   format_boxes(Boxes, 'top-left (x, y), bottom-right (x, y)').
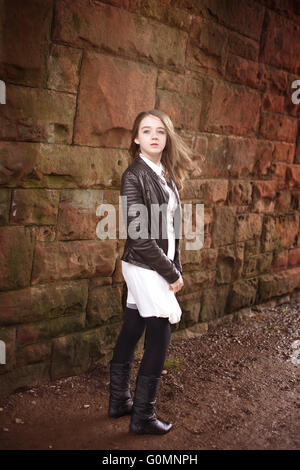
top-left (0, 0), bottom-right (52, 87)
top-left (0, 226), bottom-right (34, 291)
top-left (0, 280), bottom-right (88, 326)
top-left (10, 189), bottom-right (59, 225)
top-left (47, 44), bottom-right (82, 93)
top-left (0, 85), bottom-right (76, 144)
top-left (74, 51), bottom-right (157, 147)
top-left (31, 240), bottom-right (117, 285)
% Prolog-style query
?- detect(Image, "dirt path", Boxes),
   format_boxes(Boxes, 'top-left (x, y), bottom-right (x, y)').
top-left (0, 301), bottom-right (299, 450)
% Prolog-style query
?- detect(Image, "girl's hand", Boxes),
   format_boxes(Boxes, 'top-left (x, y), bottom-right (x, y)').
top-left (169, 274), bottom-right (184, 294)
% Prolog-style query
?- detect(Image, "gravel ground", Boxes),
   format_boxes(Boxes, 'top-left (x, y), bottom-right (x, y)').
top-left (0, 300), bottom-right (299, 450)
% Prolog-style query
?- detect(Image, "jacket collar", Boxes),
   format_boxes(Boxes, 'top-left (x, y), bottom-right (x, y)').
top-left (133, 155), bottom-right (180, 206)
top-left (139, 153), bottom-right (164, 177)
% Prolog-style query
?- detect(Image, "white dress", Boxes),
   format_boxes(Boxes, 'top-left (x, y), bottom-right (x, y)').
top-left (121, 153), bottom-right (182, 325)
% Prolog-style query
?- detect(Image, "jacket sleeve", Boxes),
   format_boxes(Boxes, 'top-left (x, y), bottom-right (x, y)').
top-left (121, 170), bottom-right (181, 284)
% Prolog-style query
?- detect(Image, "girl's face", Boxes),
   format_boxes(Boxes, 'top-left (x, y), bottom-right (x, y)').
top-left (134, 115), bottom-right (167, 160)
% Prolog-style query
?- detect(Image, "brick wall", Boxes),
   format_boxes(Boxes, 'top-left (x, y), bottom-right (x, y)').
top-left (1, 0), bottom-right (300, 396)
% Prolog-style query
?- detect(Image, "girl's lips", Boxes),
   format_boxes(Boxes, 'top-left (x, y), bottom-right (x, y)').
top-left (151, 143), bottom-right (158, 146)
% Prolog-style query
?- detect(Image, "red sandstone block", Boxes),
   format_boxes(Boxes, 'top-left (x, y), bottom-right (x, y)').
top-left (203, 80), bottom-right (260, 137)
top-left (31, 240), bottom-right (117, 285)
top-left (74, 51), bottom-right (157, 147)
top-left (186, 17), bottom-right (227, 77)
top-left (16, 341), bottom-right (52, 367)
top-left (47, 44), bottom-right (82, 93)
top-left (57, 189), bottom-right (104, 240)
top-left (0, 280), bottom-right (89, 326)
top-left (53, 0), bottom-right (186, 69)
top-left (226, 54), bottom-right (261, 90)
top-left (10, 189), bottom-right (59, 225)
top-left (0, 226), bottom-right (34, 291)
top-left (228, 181), bottom-right (252, 206)
top-left (262, 93), bottom-right (285, 114)
top-left (286, 164), bottom-right (300, 188)
top-left (273, 142), bottom-right (295, 164)
top-left (261, 9), bottom-right (300, 74)
top-left (288, 248), bottom-right (300, 267)
top-left (0, 85), bottom-right (76, 144)
top-left (0, 190), bottom-right (10, 225)
top-left (0, 0), bottom-right (52, 87)
top-left (259, 111), bottom-right (298, 143)
top-left (17, 312), bottom-right (86, 346)
top-left (252, 181), bottom-right (278, 199)
top-left (271, 251), bottom-right (288, 271)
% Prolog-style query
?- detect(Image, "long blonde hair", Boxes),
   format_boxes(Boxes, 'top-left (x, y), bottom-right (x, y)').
top-left (129, 109), bottom-right (197, 192)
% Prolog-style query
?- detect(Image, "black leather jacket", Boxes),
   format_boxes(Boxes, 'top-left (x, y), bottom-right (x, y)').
top-left (120, 154), bottom-right (182, 284)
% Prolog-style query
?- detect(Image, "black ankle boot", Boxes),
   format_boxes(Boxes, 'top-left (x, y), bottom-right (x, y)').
top-left (129, 375), bottom-right (173, 435)
top-left (108, 361), bottom-right (133, 418)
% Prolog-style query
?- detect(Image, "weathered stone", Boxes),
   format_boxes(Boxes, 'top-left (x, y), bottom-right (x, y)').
top-left (0, 85), bottom-right (76, 144)
top-left (0, 142), bottom-right (130, 189)
top-left (202, 80), bottom-right (260, 137)
top-left (0, 362), bottom-right (50, 397)
top-left (178, 301), bottom-right (201, 328)
top-left (216, 243), bottom-right (244, 284)
top-left (244, 252), bottom-right (273, 277)
top-left (186, 16), bottom-right (227, 77)
top-left (54, 0), bottom-right (187, 69)
top-left (0, 280), bottom-right (88, 326)
top-left (226, 54), bottom-right (260, 89)
top-left (86, 283), bottom-right (123, 326)
top-left (228, 29), bottom-right (259, 61)
top-left (47, 44), bottom-right (82, 93)
top-left (271, 250), bottom-right (288, 271)
top-left (181, 179), bottom-right (228, 204)
top-left (273, 142), bottom-right (295, 164)
top-left (17, 341), bottom-right (52, 367)
top-left (0, 0), bottom-right (52, 87)
top-left (0, 226), bottom-right (34, 291)
top-left (172, 321), bottom-right (208, 341)
top-left (275, 191), bottom-right (292, 213)
top-left (0, 189), bottom-right (10, 225)
top-left (262, 92), bottom-right (285, 114)
top-left (32, 240), bottom-right (117, 285)
top-left (57, 189), bottom-right (104, 240)
top-left (180, 270), bottom-right (215, 295)
top-left (259, 111), bottom-right (298, 143)
top-left (17, 312), bottom-right (86, 345)
top-left (200, 285), bottom-right (231, 322)
top-left (288, 248), bottom-right (300, 267)
top-left (212, 206), bottom-right (236, 246)
top-left (261, 214), bottom-right (299, 251)
top-left (181, 247), bottom-right (218, 272)
top-left (286, 164), bottom-right (300, 188)
top-left (235, 212), bottom-right (263, 242)
top-left (252, 181), bottom-right (278, 213)
top-left (10, 189), bottom-right (59, 225)
top-left (260, 9), bottom-right (300, 74)
top-left (258, 267), bottom-right (300, 301)
top-left (228, 278), bottom-right (258, 311)
top-left (74, 51), bottom-right (157, 147)
top-left (50, 323), bottom-right (122, 380)
top-left (228, 181), bottom-right (252, 205)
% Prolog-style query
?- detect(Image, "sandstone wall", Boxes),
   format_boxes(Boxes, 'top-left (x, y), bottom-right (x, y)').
top-left (1, 0), bottom-right (300, 396)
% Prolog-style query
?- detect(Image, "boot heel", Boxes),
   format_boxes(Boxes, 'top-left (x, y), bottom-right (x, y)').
top-left (129, 375), bottom-right (173, 435)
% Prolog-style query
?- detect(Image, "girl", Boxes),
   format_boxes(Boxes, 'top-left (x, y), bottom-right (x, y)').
top-left (108, 109), bottom-right (195, 435)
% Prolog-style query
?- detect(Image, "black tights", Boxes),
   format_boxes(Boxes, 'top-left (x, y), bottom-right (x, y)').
top-left (112, 307), bottom-right (171, 378)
